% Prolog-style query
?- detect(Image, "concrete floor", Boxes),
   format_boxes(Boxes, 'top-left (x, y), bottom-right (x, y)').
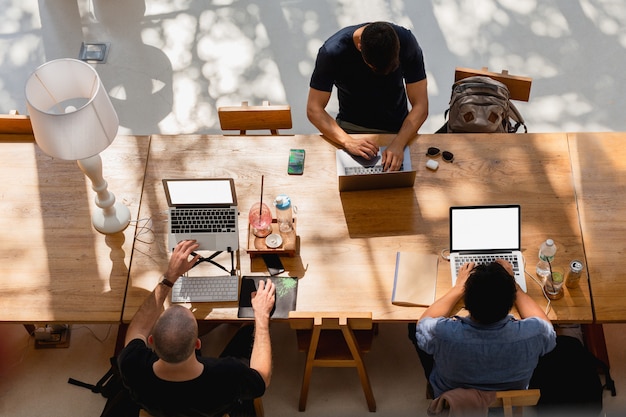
top-left (2, 1), bottom-right (626, 135)
top-left (1, 321), bottom-right (625, 416)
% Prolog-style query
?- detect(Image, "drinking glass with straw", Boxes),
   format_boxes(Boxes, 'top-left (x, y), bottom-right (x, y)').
top-left (248, 175), bottom-right (272, 237)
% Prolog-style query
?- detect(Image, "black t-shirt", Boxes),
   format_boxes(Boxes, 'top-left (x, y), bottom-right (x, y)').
top-left (310, 23), bottom-right (427, 132)
top-left (118, 339), bottom-right (265, 417)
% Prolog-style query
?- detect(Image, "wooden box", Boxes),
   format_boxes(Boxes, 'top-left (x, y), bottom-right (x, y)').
top-left (247, 219), bottom-right (297, 257)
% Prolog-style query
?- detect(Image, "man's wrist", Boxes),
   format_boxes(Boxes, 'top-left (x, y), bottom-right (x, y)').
top-left (159, 274), bottom-right (175, 288)
top-left (254, 312), bottom-right (271, 328)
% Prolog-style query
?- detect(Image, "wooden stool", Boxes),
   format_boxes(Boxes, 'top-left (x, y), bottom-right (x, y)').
top-left (289, 311), bottom-right (376, 412)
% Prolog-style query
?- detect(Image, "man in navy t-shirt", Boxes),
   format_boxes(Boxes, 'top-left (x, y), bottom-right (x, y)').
top-left (307, 21), bottom-right (428, 171)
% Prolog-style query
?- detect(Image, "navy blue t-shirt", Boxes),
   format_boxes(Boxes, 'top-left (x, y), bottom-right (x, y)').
top-left (310, 23), bottom-right (426, 132)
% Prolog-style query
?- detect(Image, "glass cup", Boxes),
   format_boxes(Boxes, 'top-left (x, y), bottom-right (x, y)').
top-left (544, 268), bottom-right (565, 300)
top-left (536, 261), bottom-right (551, 282)
top-left (248, 202), bottom-right (272, 237)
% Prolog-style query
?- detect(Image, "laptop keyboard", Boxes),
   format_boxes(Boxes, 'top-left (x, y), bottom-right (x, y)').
top-left (170, 208), bottom-right (237, 234)
top-left (454, 253), bottom-right (520, 275)
top-left (171, 275), bottom-right (239, 303)
top-left (344, 164), bottom-right (404, 175)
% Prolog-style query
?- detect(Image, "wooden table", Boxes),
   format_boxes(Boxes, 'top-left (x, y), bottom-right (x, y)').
top-left (123, 133), bottom-right (592, 323)
top-left (0, 135), bottom-right (149, 323)
top-left (569, 132), bottom-right (626, 323)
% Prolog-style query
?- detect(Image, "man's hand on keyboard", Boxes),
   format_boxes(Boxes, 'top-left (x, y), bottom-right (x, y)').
top-left (495, 259), bottom-right (515, 277)
top-left (381, 141), bottom-right (405, 171)
top-left (456, 262), bottom-right (475, 289)
top-left (165, 240), bottom-right (201, 282)
top-left (251, 279), bottom-right (276, 321)
top-left (344, 137), bottom-right (379, 161)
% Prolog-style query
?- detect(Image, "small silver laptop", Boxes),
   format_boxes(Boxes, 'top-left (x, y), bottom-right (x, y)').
top-left (336, 146), bottom-right (416, 192)
top-left (448, 205), bottom-right (527, 292)
top-left (163, 178), bottom-right (239, 252)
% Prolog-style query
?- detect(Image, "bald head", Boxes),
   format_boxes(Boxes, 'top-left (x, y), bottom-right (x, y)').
top-left (151, 305), bottom-right (198, 363)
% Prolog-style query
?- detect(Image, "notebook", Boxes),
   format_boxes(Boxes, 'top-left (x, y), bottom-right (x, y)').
top-left (391, 252), bottom-right (438, 307)
top-left (336, 146), bottom-right (416, 192)
top-left (448, 205), bottom-right (527, 292)
top-left (163, 178), bottom-right (239, 251)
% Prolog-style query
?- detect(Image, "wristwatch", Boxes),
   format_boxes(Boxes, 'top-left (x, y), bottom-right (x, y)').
top-left (160, 275), bottom-right (174, 288)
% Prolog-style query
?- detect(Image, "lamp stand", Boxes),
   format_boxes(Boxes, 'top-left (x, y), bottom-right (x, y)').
top-left (77, 154), bottom-right (131, 234)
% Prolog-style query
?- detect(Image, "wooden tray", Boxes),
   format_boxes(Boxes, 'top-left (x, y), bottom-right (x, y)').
top-left (247, 219), bottom-right (297, 257)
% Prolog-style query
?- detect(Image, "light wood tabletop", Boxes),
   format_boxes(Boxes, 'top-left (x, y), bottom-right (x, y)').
top-left (123, 133), bottom-right (592, 323)
top-left (0, 135), bottom-right (149, 323)
top-left (568, 132), bottom-right (626, 323)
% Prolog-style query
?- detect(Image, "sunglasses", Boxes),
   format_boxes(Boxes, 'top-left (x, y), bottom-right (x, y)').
top-left (426, 147), bottom-right (454, 163)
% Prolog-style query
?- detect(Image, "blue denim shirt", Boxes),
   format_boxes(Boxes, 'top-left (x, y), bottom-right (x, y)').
top-left (415, 315), bottom-right (556, 398)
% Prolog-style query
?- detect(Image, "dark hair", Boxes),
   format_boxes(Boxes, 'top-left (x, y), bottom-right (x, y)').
top-left (360, 22), bottom-right (400, 75)
top-left (464, 262), bottom-right (517, 324)
top-left (152, 305), bottom-right (198, 363)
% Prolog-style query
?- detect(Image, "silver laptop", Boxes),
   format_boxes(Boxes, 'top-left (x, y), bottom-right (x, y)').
top-left (449, 205), bottom-right (527, 292)
top-left (336, 146), bottom-right (416, 192)
top-left (163, 178), bottom-right (239, 252)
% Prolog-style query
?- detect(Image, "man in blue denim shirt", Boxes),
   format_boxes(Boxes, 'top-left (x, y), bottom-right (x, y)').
top-left (412, 260), bottom-right (556, 399)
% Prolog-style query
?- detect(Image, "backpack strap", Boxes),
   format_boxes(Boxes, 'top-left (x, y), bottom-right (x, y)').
top-left (507, 101), bottom-right (527, 133)
top-left (68, 377), bottom-right (98, 392)
top-left (68, 365), bottom-right (115, 394)
top-left (589, 353), bottom-right (617, 396)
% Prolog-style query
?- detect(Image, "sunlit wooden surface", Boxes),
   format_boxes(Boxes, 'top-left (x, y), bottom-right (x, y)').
top-left (0, 135), bottom-right (149, 323)
top-left (569, 132), bottom-right (626, 322)
top-left (124, 133), bottom-right (591, 323)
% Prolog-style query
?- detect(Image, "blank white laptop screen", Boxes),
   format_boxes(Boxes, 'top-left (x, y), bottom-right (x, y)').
top-left (166, 179), bottom-right (234, 206)
top-left (451, 206), bottom-right (520, 252)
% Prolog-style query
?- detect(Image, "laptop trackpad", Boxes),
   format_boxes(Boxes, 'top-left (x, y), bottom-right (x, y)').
top-left (173, 233), bottom-right (217, 250)
top-left (194, 234), bottom-right (218, 250)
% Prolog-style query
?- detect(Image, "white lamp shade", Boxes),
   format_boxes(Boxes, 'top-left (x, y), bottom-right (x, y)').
top-left (25, 58), bottom-right (119, 161)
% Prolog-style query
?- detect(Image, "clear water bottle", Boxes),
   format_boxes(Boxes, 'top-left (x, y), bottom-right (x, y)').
top-left (538, 239), bottom-right (557, 262)
top-left (274, 194), bottom-right (293, 233)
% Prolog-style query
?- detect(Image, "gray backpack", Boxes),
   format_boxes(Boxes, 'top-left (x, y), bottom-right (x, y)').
top-left (445, 75), bottom-right (527, 133)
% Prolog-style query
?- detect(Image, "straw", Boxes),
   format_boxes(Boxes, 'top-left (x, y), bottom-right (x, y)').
top-left (546, 259), bottom-right (555, 293)
top-left (259, 175), bottom-right (264, 217)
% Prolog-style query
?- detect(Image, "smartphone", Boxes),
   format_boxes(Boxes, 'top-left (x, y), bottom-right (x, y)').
top-left (262, 254), bottom-right (285, 276)
top-left (288, 149), bottom-right (305, 175)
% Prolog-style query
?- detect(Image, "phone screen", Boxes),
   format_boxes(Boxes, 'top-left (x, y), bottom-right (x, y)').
top-left (288, 149), bottom-right (305, 175)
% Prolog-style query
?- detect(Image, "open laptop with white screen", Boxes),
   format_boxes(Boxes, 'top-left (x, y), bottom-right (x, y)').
top-left (448, 205), bottom-right (526, 292)
top-left (336, 146), bottom-right (416, 192)
top-left (163, 178), bottom-right (239, 252)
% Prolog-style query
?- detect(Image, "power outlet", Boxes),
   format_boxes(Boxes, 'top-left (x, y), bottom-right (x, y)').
top-left (34, 325), bottom-right (53, 341)
top-left (33, 324), bottom-right (71, 348)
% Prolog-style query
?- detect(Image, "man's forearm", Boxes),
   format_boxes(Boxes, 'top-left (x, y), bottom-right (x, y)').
top-left (419, 286), bottom-right (464, 320)
top-left (515, 289), bottom-right (551, 323)
top-left (308, 107), bottom-right (352, 148)
top-left (392, 102), bottom-right (427, 148)
top-left (250, 317), bottom-right (272, 388)
top-left (125, 279), bottom-right (171, 345)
